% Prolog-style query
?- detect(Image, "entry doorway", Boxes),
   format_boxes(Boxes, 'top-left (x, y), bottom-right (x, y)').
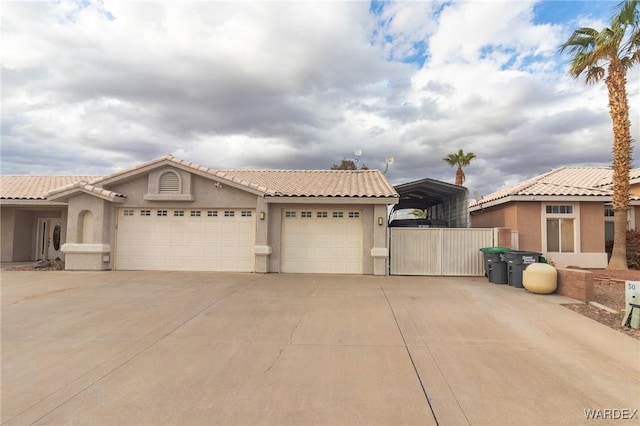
top-left (36, 219), bottom-right (64, 260)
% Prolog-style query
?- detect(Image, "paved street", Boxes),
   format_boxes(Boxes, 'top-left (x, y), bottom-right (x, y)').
top-left (2, 271), bottom-right (639, 425)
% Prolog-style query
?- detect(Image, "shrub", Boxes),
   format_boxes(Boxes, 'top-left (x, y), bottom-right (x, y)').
top-left (604, 230), bottom-right (640, 269)
top-left (627, 230), bottom-right (640, 270)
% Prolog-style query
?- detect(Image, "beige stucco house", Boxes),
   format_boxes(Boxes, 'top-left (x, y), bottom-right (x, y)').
top-left (1, 155), bottom-right (399, 274)
top-left (470, 166), bottom-right (640, 268)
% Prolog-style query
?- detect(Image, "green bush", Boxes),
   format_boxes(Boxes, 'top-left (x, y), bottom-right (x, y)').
top-left (627, 230), bottom-right (640, 270)
top-left (605, 230), bottom-right (640, 269)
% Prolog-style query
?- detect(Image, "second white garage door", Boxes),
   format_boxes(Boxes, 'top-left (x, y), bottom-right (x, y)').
top-left (281, 209), bottom-right (363, 274)
top-left (116, 208), bottom-right (255, 271)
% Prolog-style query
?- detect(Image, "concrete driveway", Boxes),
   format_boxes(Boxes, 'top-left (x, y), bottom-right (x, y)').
top-left (1, 271), bottom-right (639, 425)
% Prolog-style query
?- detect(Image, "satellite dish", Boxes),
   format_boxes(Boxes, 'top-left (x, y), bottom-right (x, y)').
top-left (473, 191), bottom-right (482, 200)
top-left (354, 150), bottom-right (362, 157)
top-left (385, 156), bottom-right (394, 165)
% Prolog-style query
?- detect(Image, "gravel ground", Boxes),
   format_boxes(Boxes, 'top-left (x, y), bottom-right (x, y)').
top-left (564, 269), bottom-right (640, 340)
top-left (6, 262), bottom-right (640, 339)
top-left (6, 260), bottom-right (65, 271)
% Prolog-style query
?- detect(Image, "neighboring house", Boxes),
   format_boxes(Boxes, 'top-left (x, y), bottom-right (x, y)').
top-left (1, 155), bottom-right (399, 275)
top-left (470, 166), bottom-right (640, 268)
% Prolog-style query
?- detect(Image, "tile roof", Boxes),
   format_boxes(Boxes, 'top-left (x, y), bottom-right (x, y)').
top-left (92, 155), bottom-right (397, 198)
top-left (471, 166), bottom-right (640, 208)
top-left (1, 155), bottom-right (399, 201)
top-left (215, 169), bottom-right (399, 198)
top-left (0, 175), bottom-right (98, 200)
top-left (46, 181), bottom-right (126, 201)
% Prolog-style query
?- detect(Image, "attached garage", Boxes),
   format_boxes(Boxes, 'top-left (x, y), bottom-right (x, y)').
top-left (281, 208), bottom-right (363, 274)
top-left (116, 207), bottom-right (255, 272)
top-left (41, 155), bottom-right (398, 275)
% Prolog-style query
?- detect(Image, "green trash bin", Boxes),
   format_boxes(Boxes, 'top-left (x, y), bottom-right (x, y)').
top-left (479, 247), bottom-right (510, 284)
top-left (505, 251), bottom-right (542, 288)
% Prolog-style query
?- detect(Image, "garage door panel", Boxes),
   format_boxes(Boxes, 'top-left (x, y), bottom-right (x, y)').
top-left (281, 209), bottom-right (363, 274)
top-left (116, 208), bottom-right (255, 272)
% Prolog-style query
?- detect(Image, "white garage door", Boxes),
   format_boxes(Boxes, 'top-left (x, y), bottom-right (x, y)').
top-left (281, 209), bottom-right (363, 274)
top-left (116, 208), bottom-right (255, 271)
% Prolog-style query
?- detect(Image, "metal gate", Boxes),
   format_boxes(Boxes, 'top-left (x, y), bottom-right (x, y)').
top-left (390, 228), bottom-right (494, 276)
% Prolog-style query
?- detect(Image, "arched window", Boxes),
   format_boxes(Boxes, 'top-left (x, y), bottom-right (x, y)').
top-left (159, 171), bottom-right (181, 193)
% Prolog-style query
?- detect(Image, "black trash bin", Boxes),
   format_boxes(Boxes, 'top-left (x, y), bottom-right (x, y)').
top-left (479, 247), bottom-right (510, 284)
top-left (505, 251), bottom-right (542, 288)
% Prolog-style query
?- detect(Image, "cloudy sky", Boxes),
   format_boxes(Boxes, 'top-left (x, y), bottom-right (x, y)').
top-left (2, 0), bottom-right (639, 196)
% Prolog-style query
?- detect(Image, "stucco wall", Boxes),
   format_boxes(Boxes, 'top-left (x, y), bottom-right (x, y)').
top-left (470, 203), bottom-right (518, 229)
top-left (108, 172), bottom-right (258, 209)
top-left (66, 194), bottom-right (110, 245)
top-left (1, 208), bottom-right (15, 261)
top-left (14, 211), bottom-right (34, 261)
top-left (471, 200), bottom-right (609, 268)
top-left (580, 202), bottom-right (605, 253)
top-left (514, 202), bottom-right (542, 251)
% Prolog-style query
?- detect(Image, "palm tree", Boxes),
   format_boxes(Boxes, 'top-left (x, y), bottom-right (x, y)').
top-left (560, 0), bottom-right (639, 270)
top-left (443, 149), bottom-right (476, 186)
top-left (411, 209), bottom-right (427, 219)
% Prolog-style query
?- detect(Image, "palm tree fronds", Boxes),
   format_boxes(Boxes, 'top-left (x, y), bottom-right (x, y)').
top-left (585, 66), bottom-right (606, 83)
top-left (614, 0), bottom-right (639, 26)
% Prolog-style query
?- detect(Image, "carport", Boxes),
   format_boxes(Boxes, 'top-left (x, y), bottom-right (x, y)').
top-left (391, 178), bottom-right (469, 228)
top-left (389, 179), bottom-right (489, 275)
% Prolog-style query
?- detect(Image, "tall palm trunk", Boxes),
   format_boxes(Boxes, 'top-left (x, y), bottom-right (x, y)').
top-left (607, 57), bottom-right (632, 269)
top-left (455, 167), bottom-right (464, 186)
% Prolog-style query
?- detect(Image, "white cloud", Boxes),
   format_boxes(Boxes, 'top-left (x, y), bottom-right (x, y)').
top-left (1, 0), bottom-right (639, 196)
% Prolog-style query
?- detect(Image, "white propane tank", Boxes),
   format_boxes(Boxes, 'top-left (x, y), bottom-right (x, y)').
top-left (522, 263), bottom-right (557, 294)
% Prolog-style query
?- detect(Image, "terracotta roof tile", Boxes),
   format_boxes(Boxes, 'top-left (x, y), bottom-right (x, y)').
top-left (217, 169), bottom-right (399, 198)
top-left (1, 155), bottom-right (398, 201)
top-left (46, 181), bottom-right (126, 200)
top-left (0, 175), bottom-right (98, 199)
top-left (471, 166), bottom-right (640, 208)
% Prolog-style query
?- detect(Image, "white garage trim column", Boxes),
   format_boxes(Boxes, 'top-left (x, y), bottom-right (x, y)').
top-left (62, 243), bottom-right (111, 271)
top-left (372, 204), bottom-right (390, 276)
top-left (254, 197), bottom-right (271, 273)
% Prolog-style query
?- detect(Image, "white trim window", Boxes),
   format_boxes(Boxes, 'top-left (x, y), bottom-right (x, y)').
top-left (604, 206), bottom-right (615, 242)
top-left (604, 206), bottom-right (635, 236)
top-left (543, 204), bottom-right (578, 253)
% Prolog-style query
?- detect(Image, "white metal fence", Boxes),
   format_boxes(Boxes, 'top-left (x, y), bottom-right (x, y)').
top-left (390, 228), bottom-right (494, 276)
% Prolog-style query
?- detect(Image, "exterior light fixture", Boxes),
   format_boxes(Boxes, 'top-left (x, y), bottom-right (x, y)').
top-left (378, 217), bottom-right (384, 226)
top-left (260, 212), bottom-right (266, 220)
